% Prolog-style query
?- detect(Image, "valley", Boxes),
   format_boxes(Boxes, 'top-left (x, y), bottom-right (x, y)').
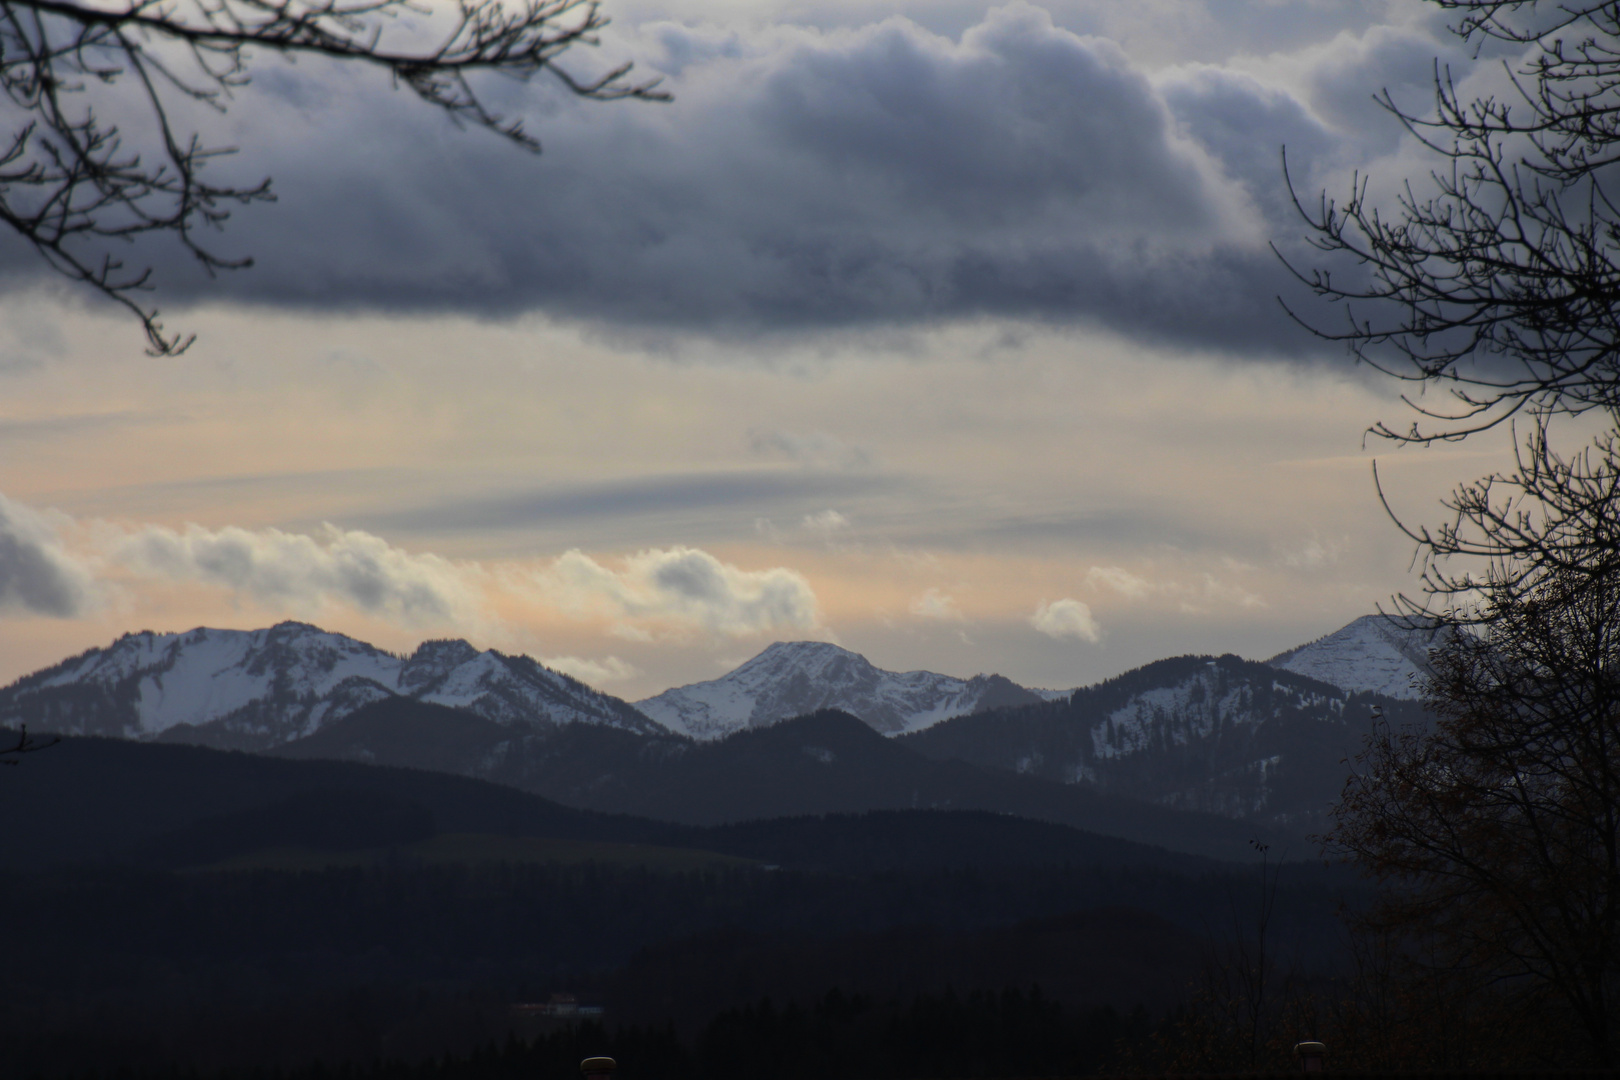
top-left (0, 614), bottom-right (1423, 1077)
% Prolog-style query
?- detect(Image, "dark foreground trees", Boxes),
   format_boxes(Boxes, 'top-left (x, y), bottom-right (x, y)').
top-left (1292, 13), bottom-right (1620, 1060)
top-left (1155, 562), bottom-right (1620, 1068)
top-left (1327, 561), bottom-right (1620, 1065)
top-left (0, 0), bottom-right (666, 354)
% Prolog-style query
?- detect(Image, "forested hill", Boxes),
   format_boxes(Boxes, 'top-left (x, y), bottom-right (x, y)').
top-left (0, 729), bottom-right (1237, 875)
top-left (903, 653), bottom-right (1428, 834)
top-left (1, 729), bottom-right (1357, 1078)
top-left (253, 698), bottom-right (1288, 860)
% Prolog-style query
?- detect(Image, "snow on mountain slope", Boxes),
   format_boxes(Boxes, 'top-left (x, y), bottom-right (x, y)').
top-left (634, 641), bottom-right (1045, 739)
top-left (1267, 614), bottom-right (1448, 700)
top-left (905, 652), bottom-right (1424, 831)
top-left (0, 621), bottom-right (661, 748)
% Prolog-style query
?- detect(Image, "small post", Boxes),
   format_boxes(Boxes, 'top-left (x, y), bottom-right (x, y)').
top-left (581, 1057), bottom-right (617, 1080)
top-left (1293, 1041), bottom-right (1327, 1073)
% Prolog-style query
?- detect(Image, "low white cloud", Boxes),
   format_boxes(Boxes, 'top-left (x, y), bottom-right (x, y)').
top-left (112, 521), bottom-right (488, 628)
top-left (536, 546), bottom-right (820, 638)
top-left (0, 491), bottom-right (828, 658)
top-left (1282, 535), bottom-right (1345, 569)
top-left (1177, 573), bottom-right (1266, 614)
top-left (0, 493), bottom-right (97, 617)
top-left (1085, 565), bottom-right (1154, 598)
top-left (802, 509), bottom-right (851, 538)
top-left (541, 654), bottom-right (640, 686)
top-left (1082, 564), bottom-right (1264, 613)
top-left (910, 587), bottom-right (965, 621)
top-left (1032, 598), bottom-right (1102, 642)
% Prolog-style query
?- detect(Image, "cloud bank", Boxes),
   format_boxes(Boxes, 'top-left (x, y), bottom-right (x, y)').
top-left (0, 493), bottom-right (823, 646)
top-left (1081, 563), bottom-right (1266, 614)
top-left (0, 1), bottom-right (1429, 355)
top-left (112, 522), bottom-right (485, 627)
top-left (537, 546), bottom-right (821, 638)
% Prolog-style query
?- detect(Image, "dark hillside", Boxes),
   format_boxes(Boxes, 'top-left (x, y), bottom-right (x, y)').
top-left (692, 808), bottom-right (1216, 874)
top-left (0, 856), bottom-right (1339, 1075)
top-left (0, 725), bottom-right (1263, 880)
top-left (270, 696), bottom-right (694, 796)
top-left (547, 709), bottom-right (1289, 861)
top-left (2, 730), bottom-right (1253, 874)
top-left (903, 655), bottom-right (1430, 832)
top-left (271, 697), bottom-right (519, 772)
top-left (266, 702), bottom-right (1295, 860)
top-left (0, 732), bottom-right (664, 869)
top-left (0, 731), bottom-right (1357, 1077)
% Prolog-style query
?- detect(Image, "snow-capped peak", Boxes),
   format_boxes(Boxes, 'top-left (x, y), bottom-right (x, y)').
top-left (0, 622), bottom-right (660, 747)
top-left (1267, 614), bottom-right (1448, 699)
top-left (399, 638), bottom-right (483, 690)
top-left (634, 641), bottom-right (1045, 740)
top-left (730, 641), bottom-right (878, 686)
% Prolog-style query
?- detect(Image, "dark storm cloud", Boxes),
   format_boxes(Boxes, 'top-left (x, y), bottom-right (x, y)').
top-left (0, 3), bottom-right (1418, 354)
top-left (1160, 68), bottom-right (1340, 225)
top-left (1294, 22), bottom-right (1466, 158)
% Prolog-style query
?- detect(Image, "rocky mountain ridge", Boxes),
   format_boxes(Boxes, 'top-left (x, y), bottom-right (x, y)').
top-left (904, 653), bottom-right (1424, 833)
top-left (1267, 613), bottom-right (1445, 700)
top-left (0, 614), bottom-right (1444, 839)
top-left (2, 613), bottom-right (1433, 751)
top-left (635, 640), bottom-right (1056, 739)
top-left (0, 621), bottom-right (661, 750)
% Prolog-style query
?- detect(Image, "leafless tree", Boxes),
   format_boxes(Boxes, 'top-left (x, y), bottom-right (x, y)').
top-left (1326, 560), bottom-right (1620, 1065)
top-left (1289, 11), bottom-right (1620, 1064)
top-left (0, 0), bottom-right (667, 355)
top-left (1284, 1), bottom-right (1620, 622)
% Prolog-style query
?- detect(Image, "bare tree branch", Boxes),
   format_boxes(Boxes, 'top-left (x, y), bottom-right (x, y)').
top-left (0, 723), bottom-right (59, 764)
top-left (1283, 3), bottom-right (1620, 624)
top-left (0, 0), bottom-right (668, 354)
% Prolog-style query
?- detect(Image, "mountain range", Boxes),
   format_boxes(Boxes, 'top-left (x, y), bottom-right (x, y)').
top-left (0, 728), bottom-right (1228, 875)
top-left (0, 614), bottom-right (1432, 745)
top-left (904, 652), bottom-right (1425, 832)
top-left (0, 617), bottom-right (1424, 1076)
top-left (0, 613), bottom-right (1440, 857)
top-left (635, 640), bottom-right (1062, 739)
top-left (1268, 613), bottom-right (1444, 699)
top-left (0, 622), bottom-right (659, 750)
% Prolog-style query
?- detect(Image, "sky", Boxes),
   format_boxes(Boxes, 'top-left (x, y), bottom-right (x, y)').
top-left (0, 0), bottom-right (1531, 699)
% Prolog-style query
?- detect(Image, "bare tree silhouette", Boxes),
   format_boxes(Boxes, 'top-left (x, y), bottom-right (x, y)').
top-left (1290, 10), bottom-right (1620, 1064)
top-left (1, 723), bottom-right (58, 764)
top-left (1285, 2), bottom-right (1620, 623)
top-left (0, 0), bottom-right (667, 354)
top-left (1327, 560), bottom-right (1620, 1065)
